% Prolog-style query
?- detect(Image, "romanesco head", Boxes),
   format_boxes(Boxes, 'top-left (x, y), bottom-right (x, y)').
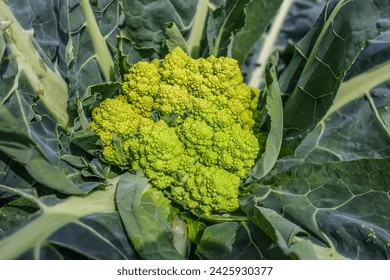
top-left (90, 47), bottom-right (265, 216)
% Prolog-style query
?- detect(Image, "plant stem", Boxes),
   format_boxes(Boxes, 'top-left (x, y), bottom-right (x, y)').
top-left (0, 0), bottom-right (69, 128)
top-left (212, 1), bottom-right (240, 57)
top-left (365, 92), bottom-right (390, 138)
top-left (327, 60), bottom-right (390, 116)
top-left (80, 0), bottom-right (114, 81)
top-left (248, 0), bottom-right (294, 88)
top-left (202, 214), bottom-right (250, 223)
top-left (186, 0), bottom-right (209, 58)
top-left (0, 184), bottom-right (116, 259)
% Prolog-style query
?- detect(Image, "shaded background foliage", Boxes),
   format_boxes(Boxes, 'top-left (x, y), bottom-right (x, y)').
top-left (1, 0), bottom-right (389, 259)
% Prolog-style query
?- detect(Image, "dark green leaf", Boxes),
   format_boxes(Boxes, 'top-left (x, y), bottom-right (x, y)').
top-left (196, 222), bottom-right (239, 259)
top-left (256, 157), bottom-right (390, 259)
top-left (79, 82), bottom-right (122, 120)
top-left (278, 0), bottom-right (326, 46)
top-left (114, 36), bottom-right (131, 82)
top-left (240, 194), bottom-right (307, 243)
top-left (287, 85), bottom-right (390, 164)
top-left (161, 112), bottom-right (181, 127)
top-left (281, 0), bottom-right (390, 153)
top-left (0, 183), bottom-right (131, 259)
top-left (248, 54), bottom-right (283, 181)
top-left (346, 30), bottom-right (390, 80)
top-left (207, 0), bottom-right (250, 57)
top-left (164, 22), bottom-right (189, 54)
top-left (116, 172), bottom-right (185, 260)
top-left (65, 0), bottom-right (118, 113)
top-left (121, 0), bottom-right (196, 54)
top-left (239, 194), bottom-right (318, 259)
top-left (48, 213), bottom-right (137, 260)
top-left (69, 129), bottom-right (101, 156)
top-left (0, 1), bottom-right (69, 127)
top-left (230, 0), bottom-right (283, 65)
top-left (0, 155), bottom-right (35, 193)
top-left (179, 213), bottom-right (207, 243)
top-left (0, 32), bottom-right (5, 60)
top-left (0, 105), bottom-right (87, 194)
top-left (196, 221), bottom-right (289, 259)
top-left (0, 196), bottom-right (39, 234)
top-left (7, 0), bottom-right (65, 73)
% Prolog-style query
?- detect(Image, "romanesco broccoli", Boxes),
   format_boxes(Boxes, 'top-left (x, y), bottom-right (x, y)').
top-left (90, 47), bottom-right (265, 216)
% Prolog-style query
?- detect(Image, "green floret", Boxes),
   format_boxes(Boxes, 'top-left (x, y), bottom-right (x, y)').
top-left (125, 120), bottom-right (194, 190)
top-left (155, 84), bottom-right (193, 115)
top-left (122, 60), bottom-right (161, 116)
top-left (89, 96), bottom-right (142, 167)
top-left (90, 96), bottom-right (141, 145)
top-left (90, 46), bottom-right (265, 216)
top-left (172, 165), bottom-right (240, 216)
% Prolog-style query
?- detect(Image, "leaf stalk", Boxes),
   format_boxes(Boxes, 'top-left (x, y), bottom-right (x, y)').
top-left (0, 1), bottom-right (69, 128)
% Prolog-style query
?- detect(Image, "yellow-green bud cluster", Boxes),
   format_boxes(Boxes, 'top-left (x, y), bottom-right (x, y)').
top-left (90, 47), bottom-right (264, 216)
